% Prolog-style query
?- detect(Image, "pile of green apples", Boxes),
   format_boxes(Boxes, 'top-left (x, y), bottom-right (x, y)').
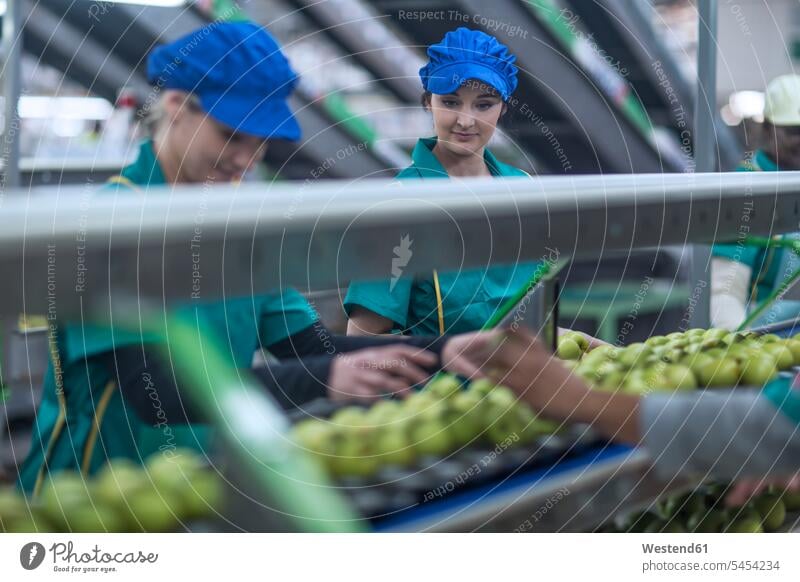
top-left (0, 449), bottom-right (223, 533)
top-left (557, 328), bottom-right (800, 393)
top-left (606, 482), bottom-right (800, 533)
top-left (290, 375), bottom-right (559, 479)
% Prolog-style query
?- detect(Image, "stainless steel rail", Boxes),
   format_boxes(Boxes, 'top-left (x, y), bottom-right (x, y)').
top-left (1, 171), bottom-right (798, 319)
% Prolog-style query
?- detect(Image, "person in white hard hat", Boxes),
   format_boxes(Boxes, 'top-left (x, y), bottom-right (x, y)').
top-left (711, 74), bottom-right (800, 330)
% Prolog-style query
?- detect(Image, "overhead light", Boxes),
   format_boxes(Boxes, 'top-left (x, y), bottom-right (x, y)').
top-left (19, 96), bottom-right (114, 121)
top-left (82, 0), bottom-right (188, 7)
top-left (0, 1), bottom-right (6, 16)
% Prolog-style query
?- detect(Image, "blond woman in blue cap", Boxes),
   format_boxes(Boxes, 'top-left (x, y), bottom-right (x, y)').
top-left (20, 22), bottom-right (486, 495)
top-left (345, 29), bottom-right (547, 337)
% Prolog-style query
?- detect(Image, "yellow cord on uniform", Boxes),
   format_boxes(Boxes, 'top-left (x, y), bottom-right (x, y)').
top-left (432, 269), bottom-right (445, 336)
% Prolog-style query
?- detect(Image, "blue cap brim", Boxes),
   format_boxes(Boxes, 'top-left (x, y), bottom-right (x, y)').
top-left (199, 90), bottom-right (302, 142)
top-left (425, 62), bottom-right (510, 100)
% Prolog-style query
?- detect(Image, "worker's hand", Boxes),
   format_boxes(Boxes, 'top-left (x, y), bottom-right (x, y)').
top-left (558, 327), bottom-right (607, 350)
top-left (326, 345), bottom-right (437, 402)
top-left (465, 327), bottom-right (593, 419)
top-left (725, 473), bottom-right (800, 507)
top-left (439, 330), bottom-right (504, 379)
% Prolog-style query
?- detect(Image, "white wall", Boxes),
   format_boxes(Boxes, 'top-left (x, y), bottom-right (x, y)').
top-left (716, 0), bottom-right (798, 97)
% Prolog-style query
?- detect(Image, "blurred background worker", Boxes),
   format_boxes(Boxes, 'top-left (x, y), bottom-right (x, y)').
top-left (711, 74), bottom-right (800, 330)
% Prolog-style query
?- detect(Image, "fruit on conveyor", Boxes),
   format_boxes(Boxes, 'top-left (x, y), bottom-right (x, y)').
top-left (751, 492), bottom-right (787, 532)
top-left (600, 481), bottom-right (797, 533)
top-left (290, 375), bottom-right (555, 479)
top-left (558, 328), bottom-right (800, 393)
top-left (0, 449), bottom-right (224, 533)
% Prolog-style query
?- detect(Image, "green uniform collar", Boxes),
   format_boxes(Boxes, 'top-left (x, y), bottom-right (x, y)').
top-left (746, 149), bottom-right (779, 172)
top-left (406, 137), bottom-right (524, 178)
top-left (120, 140), bottom-right (168, 186)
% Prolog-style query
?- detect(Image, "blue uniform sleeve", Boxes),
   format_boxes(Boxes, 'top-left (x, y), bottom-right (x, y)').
top-left (343, 278), bottom-right (413, 329)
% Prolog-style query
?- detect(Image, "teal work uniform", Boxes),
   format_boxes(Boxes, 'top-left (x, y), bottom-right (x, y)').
top-left (712, 149), bottom-right (800, 326)
top-left (19, 140), bottom-right (317, 494)
top-left (344, 137), bottom-right (540, 335)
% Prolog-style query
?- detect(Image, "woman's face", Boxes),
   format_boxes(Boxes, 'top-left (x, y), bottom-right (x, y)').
top-left (429, 81), bottom-right (505, 159)
top-left (162, 92), bottom-right (269, 184)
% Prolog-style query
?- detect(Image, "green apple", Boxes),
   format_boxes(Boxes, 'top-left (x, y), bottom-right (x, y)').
top-left (762, 343), bottom-right (794, 370)
top-left (562, 330), bottom-right (589, 351)
top-left (3, 514), bottom-right (39, 533)
top-left (703, 328), bottom-right (729, 341)
top-left (67, 503), bottom-right (126, 533)
top-left (484, 394), bottom-right (524, 445)
top-left (622, 369), bottom-right (651, 395)
top-left (0, 487), bottom-right (27, 524)
top-left (662, 364), bottom-right (698, 391)
top-left (404, 392), bottom-right (437, 413)
top-left (784, 339), bottom-right (800, 365)
top-left (330, 406), bottom-right (368, 428)
top-left (127, 485), bottom-right (182, 532)
top-left (780, 489), bottom-right (800, 511)
top-left (596, 370), bottom-right (626, 392)
top-left (666, 339), bottom-right (689, 350)
top-left (580, 361), bottom-right (622, 384)
top-left (624, 510), bottom-right (661, 533)
top-left (752, 493), bottom-right (786, 532)
top-left (469, 378), bottom-right (496, 395)
top-left (660, 348), bottom-right (685, 364)
top-left (739, 355), bottom-right (778, 386)
top-left (374, 426), bottom-right (416, 467)
top-left (725, 343), bottom-right (756, 361)
top-left (487, 386), bottom-right (517, 408)
top-left (699, 338), bottom-right (726, 351)
top-left (93, 460), bottom-right (149, 508)
top-left (642, 370), bottom-right (673, 392)
top-left (661, 491), bottom-right (704, 520)
top-left (666, 332), bottom-right (684, 341)
top-left (40, 472), bottom-right (93, 528)
top-left (292, 421), bottom-right (337, 453)
top-left (686, 328), bottom-right (706, 338)
top-left (518, 413), bottom-right (560, 442)
top-left (760, 333), bottom-right (781, 343)
top-left (645, 335), bottom-right (669, 347)
top-left (147, 452), bottom-right (206, 492)
top-left (367, 400), bottom-right (402, 425)
top-left (618, 343), bottom-right (650, 368)
top-left (330, 434), bottom-right (379, 478)
top-left (684, 351), bottom-right (713, 372)
top-left (451, 391), bottom-right (488, 442)
top-left (426, 374), bottom-right (462, 399)
top-left (557, 338), bottom-right (583, 360)
top-left (726, 510), bottom-right (764, 533)
top-left (687, 509), bottom-right (726, 533)
top-left (693, 357), bottom-right (740, 388)
top-left (584, 345), bottom-right (618, 363)
top-left (181, 472), bottom-right (223, 519)
top-left (410, 413), bottom-right (453, 457)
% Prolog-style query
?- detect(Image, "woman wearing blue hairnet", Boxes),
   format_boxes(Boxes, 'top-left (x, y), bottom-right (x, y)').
top-left (344, 29), bottom-right (597, 351)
